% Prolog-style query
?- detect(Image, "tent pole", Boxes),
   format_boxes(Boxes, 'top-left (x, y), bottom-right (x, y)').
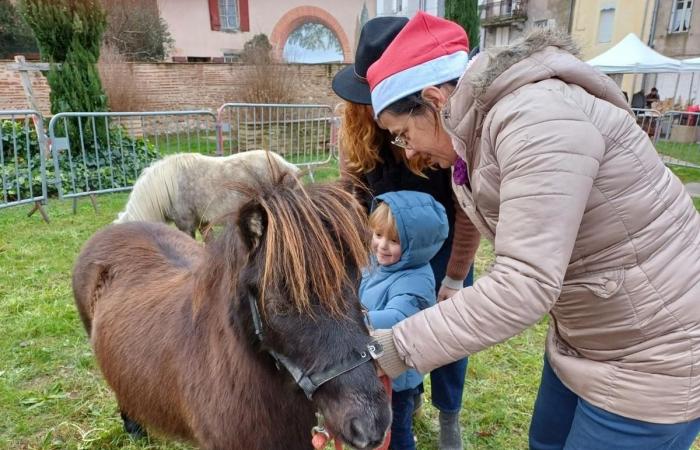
top-left (688, 72), bottom-right (696, 105)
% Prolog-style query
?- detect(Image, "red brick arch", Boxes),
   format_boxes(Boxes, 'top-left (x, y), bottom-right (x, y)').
top-left (270, 6), bottom-right (352, 63)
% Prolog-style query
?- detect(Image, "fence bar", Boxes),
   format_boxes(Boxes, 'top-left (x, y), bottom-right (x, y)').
top-left (0, 109), bottom-right (49, 221)
top-left (651, 110), bottom-right (700, 168)
top-left (48, 110), bottom-right (218, 200)
top-left (216, 103), bottom-right (336, 169)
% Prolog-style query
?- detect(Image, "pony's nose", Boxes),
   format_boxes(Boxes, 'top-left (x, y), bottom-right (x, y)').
top-left (348, 418), bottom-right (369, 449)
top-left (345, 417), bottom-right (386, 450)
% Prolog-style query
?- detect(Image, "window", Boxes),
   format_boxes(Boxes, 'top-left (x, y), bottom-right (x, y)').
top-left (223, 52), bottom-right (240, 63)
top-left (283, 22), bottom-right (343, 64)
top-left (597, 7), bottom-right (615, 43)
top-left (534, 19), bottom-right (556, 29)
top-left (495, 26), bottom-right (510, 46)
top-left (670, 0), bottom-right (693, 33)
top-left (395, 0), bottom-right (403, 12)
top-left (219, 0), bottom-right (239, 31)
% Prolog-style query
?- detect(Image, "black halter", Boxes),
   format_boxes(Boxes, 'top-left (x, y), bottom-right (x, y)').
top-left (247, 293), bottom-right (383, 399)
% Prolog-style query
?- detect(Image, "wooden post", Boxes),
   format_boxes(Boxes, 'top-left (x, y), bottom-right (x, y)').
top-left (10, 56), bottom-right (53, 223)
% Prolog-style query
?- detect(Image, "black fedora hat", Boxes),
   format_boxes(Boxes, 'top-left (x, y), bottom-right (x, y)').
top-left (332, 16), bottom-right (409, 105)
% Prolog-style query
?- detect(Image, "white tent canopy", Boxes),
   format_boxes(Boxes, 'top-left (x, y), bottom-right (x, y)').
top-left (587, 33), bottom-right (682, 74)
top-left (681, 57), bottom-right (700, 72)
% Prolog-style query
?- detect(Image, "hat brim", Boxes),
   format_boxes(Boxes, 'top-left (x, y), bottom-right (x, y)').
top-left (332, 65), bottom-right (372, 105)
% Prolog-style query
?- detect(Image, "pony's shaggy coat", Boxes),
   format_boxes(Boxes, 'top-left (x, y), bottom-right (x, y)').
top-left (73, 170), bottom-right (391, 449)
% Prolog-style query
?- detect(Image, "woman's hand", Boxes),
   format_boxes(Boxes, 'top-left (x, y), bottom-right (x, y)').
top-left (437, 284), bottom-right (460, 302)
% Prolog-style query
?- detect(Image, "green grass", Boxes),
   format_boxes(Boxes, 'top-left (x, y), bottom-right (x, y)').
top-left (0, 168), bottom-right (697, 449)
top-left (656, 140), bottom-right (700, 166)
top-left (669, 166), bottom-right (700, 184)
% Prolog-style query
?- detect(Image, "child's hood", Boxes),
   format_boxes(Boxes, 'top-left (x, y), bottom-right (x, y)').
top-left (374, 191), bottom-right (448, 271)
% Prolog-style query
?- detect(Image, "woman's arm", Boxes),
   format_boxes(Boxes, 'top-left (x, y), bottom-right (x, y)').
top-left (438, 197), bottom-right (481, 300)
top-left (377, 87), bottom-right (606, 377)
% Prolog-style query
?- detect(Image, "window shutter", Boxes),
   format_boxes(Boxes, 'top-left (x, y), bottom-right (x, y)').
top-left (239, 0), bottom-right (250, 32)
top-left (209, 0), bottom-right (221, 31)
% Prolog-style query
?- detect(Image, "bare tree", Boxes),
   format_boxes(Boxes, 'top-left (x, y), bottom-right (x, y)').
top-left (102, 0), bottom-right (173, 61)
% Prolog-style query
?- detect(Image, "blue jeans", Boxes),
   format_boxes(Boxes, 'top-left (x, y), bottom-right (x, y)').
top-left (529, 357), bottom-right (700, 450)
top-left (429, 238), bottom-right (474, 412)
top-left (391, 386), bottom-right (421, 450)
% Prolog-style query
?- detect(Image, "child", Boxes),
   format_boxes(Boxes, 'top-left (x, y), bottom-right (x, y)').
top-left (360, 191), bottom-right (449, 450)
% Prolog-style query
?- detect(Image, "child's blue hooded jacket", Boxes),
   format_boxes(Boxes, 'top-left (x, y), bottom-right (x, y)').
top-left (360, 191), bottom-right (448, 392)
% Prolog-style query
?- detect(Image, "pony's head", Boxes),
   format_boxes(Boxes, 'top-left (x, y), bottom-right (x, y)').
top-left (202, 162), bottom-right (391, 449)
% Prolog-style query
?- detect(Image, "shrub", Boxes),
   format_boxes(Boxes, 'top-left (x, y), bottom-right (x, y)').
top-left (1, 119), bottom-right (159, 202)
top-left (102, 0), bottom-right (173, 62)
top-left (98, 44), bottom-right (140, 111)
top-left (239, 34), bottom-right (299, 104)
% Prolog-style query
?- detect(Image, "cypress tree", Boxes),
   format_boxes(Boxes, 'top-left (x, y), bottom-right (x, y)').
top-left (445, 0), bottom-right (480, 50)
top-left (21, 0), bottom-right (107, 114)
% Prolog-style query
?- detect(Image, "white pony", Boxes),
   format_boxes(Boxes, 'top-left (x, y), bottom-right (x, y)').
top-left (114, 150), bottom-right (299, 237)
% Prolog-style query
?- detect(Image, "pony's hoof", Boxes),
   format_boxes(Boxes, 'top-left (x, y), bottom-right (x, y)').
top-left (121, 412), bottom-right (147, 440)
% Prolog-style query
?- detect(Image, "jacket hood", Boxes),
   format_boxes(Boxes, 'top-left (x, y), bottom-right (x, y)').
top-left (443, 29), bottom-right (630, 162)
top-left (374, 191), bottom-right (448, 271)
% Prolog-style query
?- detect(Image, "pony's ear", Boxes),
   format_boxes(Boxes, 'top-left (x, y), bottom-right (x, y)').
top-left (237, 202), bottom-right (267, 251)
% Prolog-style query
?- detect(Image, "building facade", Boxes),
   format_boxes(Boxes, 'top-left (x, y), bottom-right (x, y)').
top-left (157, 0), bottom-right (376, 63)
top-left (375, 0), bottom-right (444, 17)
top-left (478, 0), bottom-right (574, 49)
top-left (572, 0), bottom-right (698, 106)
top-left (570, 0), bottom-right (656, 102)
top-left (648, 0), bottom-right (699, 105)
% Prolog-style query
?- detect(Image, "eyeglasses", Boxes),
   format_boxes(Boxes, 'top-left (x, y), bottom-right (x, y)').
top-left (390, 109), bottom-right (414, 149)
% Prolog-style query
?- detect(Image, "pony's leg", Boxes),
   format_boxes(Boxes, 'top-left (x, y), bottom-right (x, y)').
top-left (120, 411), bottom-right (147, 439)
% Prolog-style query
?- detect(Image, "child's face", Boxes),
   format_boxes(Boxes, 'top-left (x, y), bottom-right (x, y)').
top-left (371, 231), bottom-right (402, 266)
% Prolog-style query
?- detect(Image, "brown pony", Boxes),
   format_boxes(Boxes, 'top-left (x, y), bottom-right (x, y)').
top-left (72, 164), bottom-right (392, 450)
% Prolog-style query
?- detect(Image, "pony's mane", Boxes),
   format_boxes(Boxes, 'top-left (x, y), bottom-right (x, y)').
top-left (115, 153), bottom-right (200, 223)
top-left (198, 155), bottom-right (370, 318)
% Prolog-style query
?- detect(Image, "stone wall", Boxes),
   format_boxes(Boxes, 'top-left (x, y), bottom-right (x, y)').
top-left (0, 61), bottom-right (347, 116)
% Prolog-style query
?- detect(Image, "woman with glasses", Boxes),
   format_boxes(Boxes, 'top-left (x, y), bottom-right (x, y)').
top-left (369, 12), bottom-right (700, 450)
top-left (332, 16), bottom-right (480, 450)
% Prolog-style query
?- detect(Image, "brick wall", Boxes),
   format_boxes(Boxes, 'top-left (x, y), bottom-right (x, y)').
top-left (0, 61), bottom-right (51, 114)
top-left (0, 61), bottom-right (347, 116)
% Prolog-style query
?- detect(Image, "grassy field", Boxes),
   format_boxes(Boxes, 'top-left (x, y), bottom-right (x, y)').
top-left (0, 162), bottom-right (698, 449)
top-left (656, 140), bottom-right (700, 166)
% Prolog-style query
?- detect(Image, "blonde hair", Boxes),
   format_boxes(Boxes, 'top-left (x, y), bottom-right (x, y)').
top-left (368, 202), bottom-right (399, 242)
top-left (338, 101), bottom-right (432, 177)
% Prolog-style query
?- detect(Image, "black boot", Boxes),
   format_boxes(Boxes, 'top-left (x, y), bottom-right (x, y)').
top-left (438, 411), bottom-right (463, 450)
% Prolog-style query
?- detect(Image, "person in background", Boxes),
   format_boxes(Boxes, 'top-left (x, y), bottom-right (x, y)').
top-left (332, 16), bottom-right (480, 450)
top-left (646, 87), bottom-right (660, 108)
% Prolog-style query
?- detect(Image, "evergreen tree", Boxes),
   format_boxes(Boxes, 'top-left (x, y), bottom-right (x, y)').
top-left (47, 40), bottom-right (107, 113)
top-left (445, 0), bottom-right (480, 50)
top-left (21, 0), bottom-right (107, 114)
top-left (0, 0), bottom-right (38, 58)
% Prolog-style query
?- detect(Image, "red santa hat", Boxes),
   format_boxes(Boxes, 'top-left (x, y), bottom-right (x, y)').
top-left (367, 12), bottom-right (469, 117)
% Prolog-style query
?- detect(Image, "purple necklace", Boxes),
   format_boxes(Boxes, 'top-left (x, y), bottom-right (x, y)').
top-left (453, 157), bottom-right (468, 186)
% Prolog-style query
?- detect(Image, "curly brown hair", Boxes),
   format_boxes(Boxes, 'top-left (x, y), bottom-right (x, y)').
top-left (338, 101), bottom-right (431, 177)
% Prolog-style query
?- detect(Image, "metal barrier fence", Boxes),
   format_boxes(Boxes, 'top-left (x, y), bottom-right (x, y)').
top-left (652, 111), bottom-right (700, 168)
top-left (217, 103), bottom-right (337, 167)
top-left (631, 108), bottom-right (662, 140)
top-left (0, 110), bottom-right (50, 221)
top-left (48, 110), bottom-right (218, 200)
